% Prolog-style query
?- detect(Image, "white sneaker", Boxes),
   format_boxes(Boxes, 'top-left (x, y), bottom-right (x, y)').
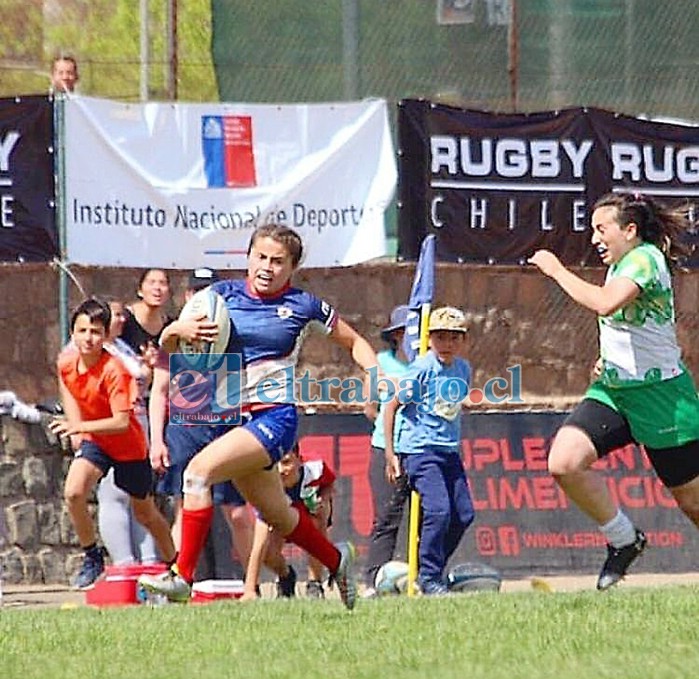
top-left (329, 542), bottom-right (357, 611)
top-left (138, 567), bottom-right (191, 603)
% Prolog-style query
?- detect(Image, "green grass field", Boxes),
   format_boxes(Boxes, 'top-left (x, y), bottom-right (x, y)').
top-left (2, 586), bottom-right (696, 679)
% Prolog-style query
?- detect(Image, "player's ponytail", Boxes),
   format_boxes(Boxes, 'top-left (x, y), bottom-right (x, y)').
top-left (592, 192), bottom-right (694, 270)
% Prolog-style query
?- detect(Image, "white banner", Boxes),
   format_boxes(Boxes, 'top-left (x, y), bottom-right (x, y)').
top-left (64, 97), bottom-right (396, 268)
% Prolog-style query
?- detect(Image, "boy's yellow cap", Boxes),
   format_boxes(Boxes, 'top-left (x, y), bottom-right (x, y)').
top-left (428, 307), bottom-right (468, 333)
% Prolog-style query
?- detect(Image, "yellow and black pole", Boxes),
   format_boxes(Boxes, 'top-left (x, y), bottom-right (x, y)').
top-left (403, 234), bottom-right (436, 597)
top-left (406, 301), bottom-right (431, 596)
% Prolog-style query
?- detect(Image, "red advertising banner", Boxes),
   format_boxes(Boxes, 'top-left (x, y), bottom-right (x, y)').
top-left (202, 411), bottom-right (698, 580)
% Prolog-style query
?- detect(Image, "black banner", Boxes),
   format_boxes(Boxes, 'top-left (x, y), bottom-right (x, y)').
top-left (204, 411), bottom-right (699, 580)
top-left (398, 100), bottom-right (699, 266)
top-left (0, 96), bottom-right (56, 262)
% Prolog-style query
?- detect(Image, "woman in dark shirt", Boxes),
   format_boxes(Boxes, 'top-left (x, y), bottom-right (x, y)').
top-left (121, 268), bottom-right (173, 356)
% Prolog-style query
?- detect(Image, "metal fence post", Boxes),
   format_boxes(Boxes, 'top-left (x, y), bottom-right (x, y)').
top-left (342, 0), bottom-right (360, 100)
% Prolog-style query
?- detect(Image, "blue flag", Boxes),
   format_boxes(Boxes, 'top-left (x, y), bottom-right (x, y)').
top-left (402, 234), bottom-right (436, 361)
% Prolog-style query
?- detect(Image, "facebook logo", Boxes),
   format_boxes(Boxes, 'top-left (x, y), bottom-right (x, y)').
top-left (168, 353), bottom-right (243, 425)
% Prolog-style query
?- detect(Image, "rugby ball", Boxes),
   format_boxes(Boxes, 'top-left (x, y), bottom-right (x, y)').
top-left (446, 562), bottom-right (502, 593)
top-left (177, 287), bottom-right (230, 355)
top-left (374, 560), bottom-right (410, 596)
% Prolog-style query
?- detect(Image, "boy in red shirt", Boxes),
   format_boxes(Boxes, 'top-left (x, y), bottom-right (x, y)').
top-left (51, 298), bottom-right (176, 589)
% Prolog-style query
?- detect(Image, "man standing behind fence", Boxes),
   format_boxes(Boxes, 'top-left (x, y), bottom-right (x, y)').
top-left (50, 54), bottom-right (79, 94)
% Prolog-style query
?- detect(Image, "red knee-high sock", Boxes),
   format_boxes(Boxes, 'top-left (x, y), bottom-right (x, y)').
top-left (286, 508), bottom-right (340, 573)
top-left (177, 506), bottom-right (214, 583)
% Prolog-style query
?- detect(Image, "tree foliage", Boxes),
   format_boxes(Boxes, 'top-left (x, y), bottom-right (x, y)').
top-left (0, 0), bottom-right (217, 101)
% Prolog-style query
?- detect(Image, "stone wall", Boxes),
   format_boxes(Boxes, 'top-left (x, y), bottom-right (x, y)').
top-left (0, 415), bottom-right (84, 585)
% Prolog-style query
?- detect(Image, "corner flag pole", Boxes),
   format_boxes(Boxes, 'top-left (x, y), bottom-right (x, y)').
top-left (402, 235), bottom-right (435, 597)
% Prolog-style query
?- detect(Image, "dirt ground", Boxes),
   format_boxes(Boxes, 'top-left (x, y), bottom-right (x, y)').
top-left (2, 572), bottom-right (699, 610)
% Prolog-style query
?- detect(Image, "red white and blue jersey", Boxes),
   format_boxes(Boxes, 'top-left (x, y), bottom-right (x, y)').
top-left (212, 278), bottom-right (337, 405)
top-left (286, 459), bottom-right (336, 514)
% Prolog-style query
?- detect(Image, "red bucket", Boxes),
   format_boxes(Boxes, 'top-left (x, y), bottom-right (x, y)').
top-left (86, 563), bottom-right (168, 607)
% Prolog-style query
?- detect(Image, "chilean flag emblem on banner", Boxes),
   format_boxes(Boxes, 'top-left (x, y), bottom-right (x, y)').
top-left (202, 115), bottom-right (257, 188)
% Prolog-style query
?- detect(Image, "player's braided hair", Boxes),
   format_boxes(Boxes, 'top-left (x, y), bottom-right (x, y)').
top-left (592, 192), bottom-right (693, 270)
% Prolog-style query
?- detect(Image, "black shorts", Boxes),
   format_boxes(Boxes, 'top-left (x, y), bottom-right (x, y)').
top-left (564, 399), bottom-right (699, 488)
top-left (77, 441), bottom-right (154, 499)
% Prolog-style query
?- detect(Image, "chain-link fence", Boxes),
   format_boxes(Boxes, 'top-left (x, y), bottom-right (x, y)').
top-left (2, 1), bottom-right (699, 118)
top-left (211, 0), bottom-right (699, 121)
